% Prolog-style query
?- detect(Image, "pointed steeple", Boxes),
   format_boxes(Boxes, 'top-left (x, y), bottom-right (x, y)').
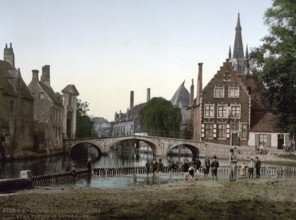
top-left (233, 13), bottom-right (244, 59)
top-left (228, 46), bottom-right (232, 59)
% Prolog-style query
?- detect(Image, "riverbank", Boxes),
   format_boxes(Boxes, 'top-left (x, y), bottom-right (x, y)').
top-left (1, 178), bottom-right (296, 219)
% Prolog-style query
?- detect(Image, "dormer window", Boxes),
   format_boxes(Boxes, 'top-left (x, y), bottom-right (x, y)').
top-left (39, 92), bottom-right (45, 99)
top-left (214, 86), bottom-right (224, 98)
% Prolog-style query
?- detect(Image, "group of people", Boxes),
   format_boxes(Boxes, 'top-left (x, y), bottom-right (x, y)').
top-left (180, 155), bottom-right (220, 181)
top-left (169, 148), bottom-right (262, 182)
top-left (145, 158), bottom-right (164, 176)
top-left (229, 148), bottom-right (262, 181)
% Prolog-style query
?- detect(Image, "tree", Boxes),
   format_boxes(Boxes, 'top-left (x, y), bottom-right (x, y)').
top-left (250, 0), bottom-right (296, 137)
top-left (139, 97), bottom-right (181, 137)
top-left (76, 99), bottom-right (94, 138)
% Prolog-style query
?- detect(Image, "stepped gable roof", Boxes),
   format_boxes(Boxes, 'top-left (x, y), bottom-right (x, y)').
top-left (171, 81), bottom-right (190, 107)
top-left (39, 82), bottom-right (63, 106)
top-left (250, 110), bottom-right (279, 132)
top-left (62, 84), bottom-right (79, 96)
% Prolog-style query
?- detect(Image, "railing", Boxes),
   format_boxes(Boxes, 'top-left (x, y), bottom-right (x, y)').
top-left (31, 165), bottom-right (296, 186)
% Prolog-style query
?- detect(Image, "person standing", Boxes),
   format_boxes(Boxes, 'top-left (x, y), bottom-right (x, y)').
top-left (86, 157), bottom-right (93, 174)
top-left (229, 149), bottom-right (238, 181)
top-left (255, 157), bottom-right (261, 178)
top-left (248, 159), bottom-right (255, 179)
top-left (203, 156), bottom-right (211, 179)
top-left (210, 155), bottom-right (219, 181)
top-left (240, 162), bottom-right (247, 178)
top-left (145, 160), bottom-right (150, 175)
top-left (183, 159), bottom-right (189, 181)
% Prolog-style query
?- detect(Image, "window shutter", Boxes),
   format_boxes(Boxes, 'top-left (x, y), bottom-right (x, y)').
top-left (267, 134), bottom-right (271, 147)
top-left (255, 134), bottom-right (259, 146)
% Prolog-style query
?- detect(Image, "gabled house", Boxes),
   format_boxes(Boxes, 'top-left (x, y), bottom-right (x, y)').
top-left (28, 66), bottom-right (64, 154)
top-left (193, 14), bottom-right (289, 149)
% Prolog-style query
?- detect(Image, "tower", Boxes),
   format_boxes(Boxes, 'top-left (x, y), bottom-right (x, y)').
top-left (4, 43), bottom-right (15, 68)
top-left (230, 13), bottom-right (249, 74)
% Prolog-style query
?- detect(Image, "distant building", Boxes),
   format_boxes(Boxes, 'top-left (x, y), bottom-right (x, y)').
top-left (0, 43), bottom-right (34, 158)
top-left (170, 81), bottom-right (191, 138)
top-left (112, 90), bottom-right (148, 136)
top-left (92, 117), bottom-right (112, 137)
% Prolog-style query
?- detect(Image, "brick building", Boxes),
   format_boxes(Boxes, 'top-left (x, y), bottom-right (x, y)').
top-left (193, 14), bottom-right (289, 149)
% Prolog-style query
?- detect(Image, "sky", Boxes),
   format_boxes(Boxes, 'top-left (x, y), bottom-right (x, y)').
top-left (0, 0), bottom-right (273, 121)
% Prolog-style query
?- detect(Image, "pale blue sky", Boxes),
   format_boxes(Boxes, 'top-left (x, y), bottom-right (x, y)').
top-left (0, 0), bottom-right (272, 121)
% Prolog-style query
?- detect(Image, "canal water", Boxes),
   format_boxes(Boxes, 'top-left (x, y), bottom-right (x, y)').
top-left (1, 146), bottom-right (295, 189)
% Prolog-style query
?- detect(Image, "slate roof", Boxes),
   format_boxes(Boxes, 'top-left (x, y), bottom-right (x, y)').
top-left (0, 69), bottom-right (16, 96)
top-left (39, 82), bottom-right (63, 106)
top-left (62, 84), bottom-right (79, 96)
top-left (250, 111), bottom-right (279, 132)
top-left (171, 81), bottom-right (190, 107)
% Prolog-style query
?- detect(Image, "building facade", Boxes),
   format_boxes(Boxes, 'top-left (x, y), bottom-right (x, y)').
top-left (193, 14), bottom-right (289, 149)
top-left (0, 44), bottom-right (34, 159)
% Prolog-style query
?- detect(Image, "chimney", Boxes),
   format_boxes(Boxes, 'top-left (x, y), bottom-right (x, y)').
top-left (4, 42), bottom-right (15, 68)
top-left (190, 79), bottom-right (194, 107)
top-left (41, 65), bottom-right (50, 87)
top-left (130, 91), bottom-right (134, 110)
top-left (196, 63), bottom-right (203, 106)
top-left (147, 88), bottom-right (151, 102)
top-left (32, 70), bottom-right (39, 81)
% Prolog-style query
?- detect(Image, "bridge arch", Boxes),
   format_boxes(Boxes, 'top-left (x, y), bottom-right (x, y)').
top-left (166, 142), bottom-right (199, 159)
top-left (69, 141), bottom-right (103, 159)
top-left (107, 136), bottom-right (158, 156)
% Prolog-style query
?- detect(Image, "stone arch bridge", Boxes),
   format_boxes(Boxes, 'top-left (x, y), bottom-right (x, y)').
top-left (64, 135), bottom-right (205, 158)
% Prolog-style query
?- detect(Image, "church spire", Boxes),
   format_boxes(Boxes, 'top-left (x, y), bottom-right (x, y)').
top-left (228, 46), bottom-right (232, 59)
top-left (233, 13), bottom-right (244, 59)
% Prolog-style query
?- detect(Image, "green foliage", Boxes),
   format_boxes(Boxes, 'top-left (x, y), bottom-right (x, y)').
top-left (139, 97), bottom-right (182, 137)
top-left (249, 0), bottom-right (296, 134)
top-left (76, 99), bottom-right (94, 138)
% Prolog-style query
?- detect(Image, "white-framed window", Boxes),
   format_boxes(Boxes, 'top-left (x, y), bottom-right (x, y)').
top-left (214, 86), bottom-right (224, 98)
top-left (229, 86), bottom-right (240, 98)
top-left (204, 104), bottom-right (214, 118)
top-left (217, 123), bottom-right (227, 139)
top-left (230, 104), bottom-right (241, 118)
top-left (217, 104), bottom-right (228, 118)
top-left (204, 123), bottom-right (214, 139)
top-left (241, 123), bottom-right (248, 140)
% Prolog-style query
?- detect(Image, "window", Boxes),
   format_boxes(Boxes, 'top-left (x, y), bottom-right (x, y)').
top-left (230, 122), bottom-right (239, 132)
top-left (224, 71), bottom-right (231, 81)
top-left (259, 134), bottom-right (268, 146)
top-left (217, 104), bottom-right (228, 118)
top-left (204, 104), bottom-right (214, 118)
top-left (214, 86), bottom-right (224, 98)
top-left (39, 92), bottom-right (45, 99)
top-left (241, 123), bottom-right (248, 139)
top-left (229, 86), bottom-right (240, 98)
top-left (205, 123), bottom-right (214, 139)
top-left (217, 123), bottom-right (227, 139)
top-left (230, 105), bottom-right (241, 118)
